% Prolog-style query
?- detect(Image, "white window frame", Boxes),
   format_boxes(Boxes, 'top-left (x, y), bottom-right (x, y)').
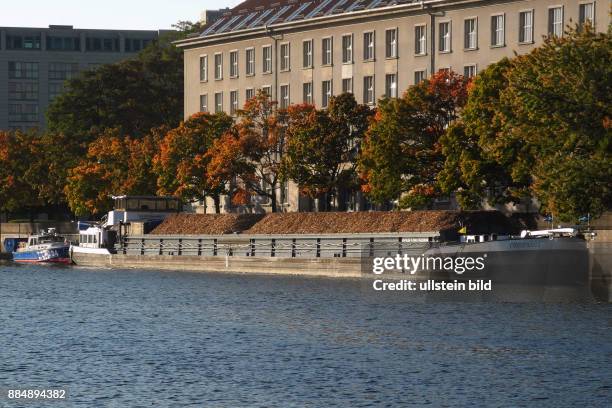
top-left (385, 28), bottom-right (398, 58)
top-left (229, 50), bottom-right (239, 78)
top-left (246, 87), bottom-right (255, 101)
top-left (303, 81), bottom-right (313, 104)
top-left (342, 77), bottom-right (353, 94)
top-left (414, 24), bottom-right (427, 55)
top-left (363, 31), bottom-right (375, 61)
top-left (263, 45), bottom-right (272, 74)
top-left (245, 47), bottom-right (255, 76)
top-left (322, 37), bottom-right (333, 66)
top-left (214, 92), bottom-right (223, 113)
top-left (463, 64), bottom-right (477, 78)
top-left (280, 42), bottom-right (290, 71)
top-left (230, 90), bottom-right (239, 114)
top-left (280, 84), bottom-right (290, 109)
top-left (322, 79), bottom-right (332, 108)
top-left (464, 18), bottom-right (478, 50)
top-left (491, 13), bottom-right (505, 47)
top-left (578, 2), bottom-right (595, 26)
top-left (414, 69), bottom-right (426, 84)
top-left (363, 75), bottom-right (375, 105)
top-left (303, 39), bottom-right (313, 68)
top-left (200, 94), bottom-right (208, 112)
top-left (214, 53), bottom-right (223, 80)
top-left (385, 73), bottom-right (397, 98)
top-left (262, 85), bottom-right (272, 99)
top-left (199, 54), bottom-right (208, 82)
top-left (342, 34), bottom-right (353, 64)
top-left (438, 21), bottom-right (452, 53)
top-left (548, 6), bottom-right (564, 37)
top-left (519, 9), bottom-right (534, 44)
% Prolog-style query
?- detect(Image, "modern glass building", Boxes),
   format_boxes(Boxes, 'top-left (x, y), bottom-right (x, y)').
top-left (0, 25), bottom-right (166, 131)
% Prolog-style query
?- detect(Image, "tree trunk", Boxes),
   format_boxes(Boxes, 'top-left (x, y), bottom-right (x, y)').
top-left (270, 190), bottom-right (278, 212)
top-left (213, 195), bottom-right (221, 214)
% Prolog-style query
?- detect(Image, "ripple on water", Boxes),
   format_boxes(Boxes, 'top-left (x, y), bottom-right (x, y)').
top-left (0, 264), bottom-right (610, 407)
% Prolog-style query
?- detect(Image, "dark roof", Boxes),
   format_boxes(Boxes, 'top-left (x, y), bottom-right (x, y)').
top-left (199, 0), bottom-right (419, 38)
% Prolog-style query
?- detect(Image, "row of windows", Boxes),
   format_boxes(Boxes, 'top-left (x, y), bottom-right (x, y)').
top-left (7, 82), bottom-right (65, 102)
top-left (199, 65), bottom-right (476, 114)
top-left (2, 34), bottom-right (154, 52)
top-left (199, 3), bottom-right (594, 81)
top-left (8, 82), bottom-right (38, 100)
top-left (6, 35), bottom-right (41, 50)
top-left (8, 62), bottom-right (39, 79)
top-left (7, 62), bottom-right (81, 80)
top-left (48, 62), bottom-right (79, 80)
top-left (8, 103), bottom-right (39, 122)
top-left (47, 36), bottom-right (80, 51)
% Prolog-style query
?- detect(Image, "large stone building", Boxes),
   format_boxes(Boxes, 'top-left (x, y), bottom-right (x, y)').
top-left (0, 25), bottom-right (165, 131)
top-left (176, 0), bottom-right (608, 213)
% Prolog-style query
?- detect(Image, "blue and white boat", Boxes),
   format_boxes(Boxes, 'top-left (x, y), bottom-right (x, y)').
top-left (13, 228), bottom-right (71, 264)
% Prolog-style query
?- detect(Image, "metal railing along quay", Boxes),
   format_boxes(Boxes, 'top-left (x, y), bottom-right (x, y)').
top-left (118, 233), bottom-right (441, 259)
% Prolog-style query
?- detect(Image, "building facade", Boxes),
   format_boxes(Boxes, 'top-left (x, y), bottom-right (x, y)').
top-left (0, 25), bottom-right (165, 131)
top-left (176, 0), bottom-right (609, 213)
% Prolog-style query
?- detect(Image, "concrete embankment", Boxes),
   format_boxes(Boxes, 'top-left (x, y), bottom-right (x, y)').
top-left (72, 252), bottom-right (367, 278)
top-left (589, 229), bottom-right (612, 302)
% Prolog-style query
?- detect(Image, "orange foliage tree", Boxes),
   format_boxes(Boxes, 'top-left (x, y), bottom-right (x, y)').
top-left (206, 91), bottom-right (287, 212)
top-left (359, 70), bottom-right (470, 208)
top-left (0, 130), bottom-right (39, 213)
top-left (64, 128), bottom-right (162, 216)
top-left (153, 112), bottom-right (233, 213)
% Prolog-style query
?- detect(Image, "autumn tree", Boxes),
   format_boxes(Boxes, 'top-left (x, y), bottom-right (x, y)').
top-left (0, 130), bottom-right (39, 214)
top-left (359, 70), bottom-right (469, 208)
top-left (153, 112), bottom-right (233, 213)
top-left (206, 91), bottom-right (287, 212)
top-left (283, 93), bottom-right (373, 210)
top-left (64, 128), bottom-right (161, 216)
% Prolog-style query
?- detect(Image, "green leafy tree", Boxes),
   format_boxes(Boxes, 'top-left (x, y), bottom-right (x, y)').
top-left (359, 70), bottom-right (469, 208)
top-left (283, 93), bottom-right (373, 210)
top-left (438, 58), bottom-right (531, 209)
top-left (153, 112), bottom-right (234, 213)
top-left (502, 25), bottom-right (611, 221)
top-left (46, 29), bottom-right (189, 141)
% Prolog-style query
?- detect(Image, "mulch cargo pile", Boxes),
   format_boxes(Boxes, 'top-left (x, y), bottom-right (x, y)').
top-left (150, 213), bottom-right (265, 235)
top-left (245, 211), bottom-right (459, 234)
top-left (150, 210), bottom-right (530, 235)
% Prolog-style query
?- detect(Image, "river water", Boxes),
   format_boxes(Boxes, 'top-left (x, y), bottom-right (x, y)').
top-left (1, 264), bottom-right (610, 407)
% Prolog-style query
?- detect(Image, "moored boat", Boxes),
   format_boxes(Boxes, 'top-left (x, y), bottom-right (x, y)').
top-left (13, 228), bottom-right (71, 264)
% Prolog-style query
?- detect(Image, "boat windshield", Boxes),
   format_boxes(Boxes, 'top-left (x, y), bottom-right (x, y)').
top-left (39, 236), bottom-right (65, 243)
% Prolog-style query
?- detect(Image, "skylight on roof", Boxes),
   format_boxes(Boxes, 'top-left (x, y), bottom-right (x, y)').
top-left (201, 17), bottom-right (227, 36)
top-left (232, 11), bottom-right (258, 31)
top-left (265, 5), bottom-right (292, 25)
top-left (286, 2), bottom-right (312, 22)
top-left (248, 8), bottom-right (273, 28)
top-left (218, 14), bottom-right (242, 33)
top-left (305, 0), bottom-right (334, 18)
